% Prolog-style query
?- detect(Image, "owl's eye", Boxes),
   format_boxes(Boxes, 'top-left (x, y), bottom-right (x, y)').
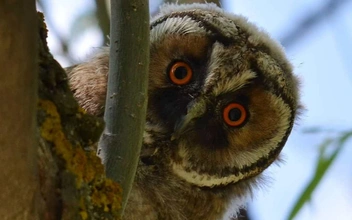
top-left (168, 61), bottom-right (193, 85)
top-left (223, 103), bottom-right (247, 127)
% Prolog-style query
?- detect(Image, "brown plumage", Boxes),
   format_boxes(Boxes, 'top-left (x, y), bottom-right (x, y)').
top-left (67, 3), bottom-right (300, 220)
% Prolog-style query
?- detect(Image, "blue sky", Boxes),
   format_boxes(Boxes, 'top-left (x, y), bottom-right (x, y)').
top-left (41, 0), bottom-right (352, 219)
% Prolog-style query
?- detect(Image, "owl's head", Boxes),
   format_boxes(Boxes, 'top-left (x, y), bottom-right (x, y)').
top-left (147, 4), bottom-right (300, 188)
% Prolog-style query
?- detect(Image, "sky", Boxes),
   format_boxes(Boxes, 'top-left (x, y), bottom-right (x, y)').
top-left (40, 0), bottom-right (352, 219)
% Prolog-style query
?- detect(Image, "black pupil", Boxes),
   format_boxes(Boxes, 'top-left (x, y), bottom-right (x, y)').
top-left (174, 66), bottom-right (188, 79)
top-left (228, 108), bottom-right (242, 121)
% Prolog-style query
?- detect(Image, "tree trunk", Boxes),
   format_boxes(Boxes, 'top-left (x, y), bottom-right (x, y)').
top-left (0, 1), bottom-right (38, 219)
top-left (1, 6), bottom-right (123, 218)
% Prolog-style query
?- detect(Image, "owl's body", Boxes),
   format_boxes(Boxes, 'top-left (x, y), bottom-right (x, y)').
top-left (68, 3), bottom-right (300, 220)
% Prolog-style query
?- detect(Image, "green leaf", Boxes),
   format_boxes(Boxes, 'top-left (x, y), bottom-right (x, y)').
top-left (287, 131), bottom-right (352, 220)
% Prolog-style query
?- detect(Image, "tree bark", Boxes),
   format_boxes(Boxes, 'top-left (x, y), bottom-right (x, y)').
top-left (35, 13), bottom-right (122, 219)
top-left (0, 1), bottom-right (38, 219)
top-left (0, 8), bottom-right (123, 219)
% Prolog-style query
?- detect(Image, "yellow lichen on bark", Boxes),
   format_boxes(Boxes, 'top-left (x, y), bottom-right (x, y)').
top-left (39, 99), bottom-right (73, 163)
top-left (38, 99), bottom-right (122, 215)
top-left (91, 178), bottom-right (122, 212)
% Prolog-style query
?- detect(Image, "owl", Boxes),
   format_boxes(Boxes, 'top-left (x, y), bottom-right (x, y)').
top-left (67, 3), bottom-right (300, 220)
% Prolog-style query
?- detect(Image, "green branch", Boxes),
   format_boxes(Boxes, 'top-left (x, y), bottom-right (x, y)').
top-left (98, 0), bottom-right (150, 217)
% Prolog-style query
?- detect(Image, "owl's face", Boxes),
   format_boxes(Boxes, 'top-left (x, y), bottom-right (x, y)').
top-left (147, 4), bottom-right (300, 188)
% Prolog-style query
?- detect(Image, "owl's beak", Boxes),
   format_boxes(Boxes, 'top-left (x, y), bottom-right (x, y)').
top-left (171, 98), bottom-right (207, 141)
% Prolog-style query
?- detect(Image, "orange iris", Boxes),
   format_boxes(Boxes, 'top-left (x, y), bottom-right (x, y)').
top-left (168, 61), bottom-right (193, 85)
top-left (223, 103), bottom-right (247, 127)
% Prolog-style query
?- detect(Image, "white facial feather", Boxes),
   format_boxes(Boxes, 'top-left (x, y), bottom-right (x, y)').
top-left (172, 162), bottom-right (248, 187)
top-left (151, 16), bottom-right (208, 43)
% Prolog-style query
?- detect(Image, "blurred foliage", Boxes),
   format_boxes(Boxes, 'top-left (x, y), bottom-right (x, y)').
top-left (288, 130), bottom-right (352, 220)
top-left (93, 0), bottom-right (110, 45)
top-left (69, 9), bottom-right (99, 41)
top-left (37, 0), bottom-right (109, 65)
